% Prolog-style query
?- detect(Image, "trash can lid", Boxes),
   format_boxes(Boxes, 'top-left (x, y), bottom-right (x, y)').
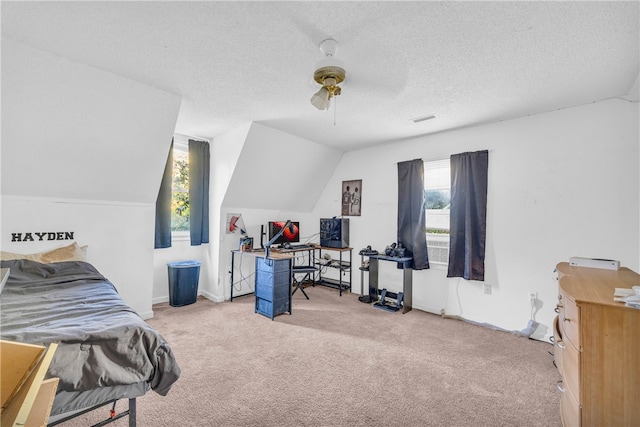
top-left (167, 260), bottom-right (202, 268)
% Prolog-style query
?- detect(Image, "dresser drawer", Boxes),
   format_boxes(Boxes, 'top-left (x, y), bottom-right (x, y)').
top-left (562, 339), bottom-right (580, 405)
top-left (553, 316), bottom-right (563, 374)
top-left (256, 280), bottom-right (290, 301)
top-left (559, 290), bottom-right (580, 349)
top-left (560, 385), bottom-right (581, 427)
top-left (255, 296), bottom-right (290, 319)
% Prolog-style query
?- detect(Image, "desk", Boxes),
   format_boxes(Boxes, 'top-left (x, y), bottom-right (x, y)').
top-left (230, 246), bottom-right (315, 301)
top-left (230, 250), bottom-right (291, 301)
top-left (367, 254), bottom-right (413, 314)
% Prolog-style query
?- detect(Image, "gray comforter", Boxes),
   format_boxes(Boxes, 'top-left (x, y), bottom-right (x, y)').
top-left (0, 259), bottom-right (180, 396)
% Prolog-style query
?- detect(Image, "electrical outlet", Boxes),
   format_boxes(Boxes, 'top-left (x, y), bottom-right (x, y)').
top-left (483, 284), bottom-right (492, 295)
top-left (529, 291), bottom-right (537, 306)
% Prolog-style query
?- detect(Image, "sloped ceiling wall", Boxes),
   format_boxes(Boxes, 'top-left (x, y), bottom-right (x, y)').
top-left (222, 122), bottom-right (343, 212)
top-left (1, 38), bottom-right (182, 203)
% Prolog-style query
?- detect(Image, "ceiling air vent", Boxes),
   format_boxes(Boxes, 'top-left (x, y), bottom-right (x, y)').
top-left (411, 114), bottom-right (437, 123)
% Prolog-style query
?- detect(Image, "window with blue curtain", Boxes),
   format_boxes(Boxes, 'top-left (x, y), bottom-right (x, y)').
top-left (397, 159), bottom-right (429, 270)
top-left (447, 150), bottom-right (488, 281)
top-left (154, 137), bottom-right (210, 248)
top-left (188, 139), bottom-right (210, 246)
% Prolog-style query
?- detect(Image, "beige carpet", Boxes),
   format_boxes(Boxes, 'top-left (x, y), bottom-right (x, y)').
top-left (61, 285), bottom-right (561, 426)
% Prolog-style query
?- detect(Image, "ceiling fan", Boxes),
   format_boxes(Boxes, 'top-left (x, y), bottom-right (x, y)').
top-left (310, 38), bottom-right (346, 110)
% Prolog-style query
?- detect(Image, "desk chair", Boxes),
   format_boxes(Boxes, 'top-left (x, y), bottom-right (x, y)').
top-left (291, 266), bottom-right (317, 300)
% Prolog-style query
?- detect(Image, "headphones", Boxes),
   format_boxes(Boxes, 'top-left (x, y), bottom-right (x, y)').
top-left (385, 242), bottom-right (406, 258)
top-left (359, 245), bottom-right (378, 255)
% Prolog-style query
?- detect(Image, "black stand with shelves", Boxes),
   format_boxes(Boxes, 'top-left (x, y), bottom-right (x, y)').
top-left (315, 246), bottom-right (352, 296)
top-left (367, 254), bottom-right (413, 314)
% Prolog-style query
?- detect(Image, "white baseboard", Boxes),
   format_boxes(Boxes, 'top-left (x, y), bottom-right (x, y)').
top-left (152, 291), bottom-right (223, 306)
top-left (152, 295), bottom-right (170, 305)
top-left (200, 289), bottom-right (224, 302)
top-left (138, 310), bottom-right (154, 320)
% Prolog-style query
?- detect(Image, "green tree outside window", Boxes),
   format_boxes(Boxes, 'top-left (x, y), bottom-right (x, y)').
top-left (171, 149), bottom-right (190, 231)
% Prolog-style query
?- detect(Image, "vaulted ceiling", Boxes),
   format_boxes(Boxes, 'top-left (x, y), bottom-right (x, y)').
top-left (2, 1), bottom-right (638, 151)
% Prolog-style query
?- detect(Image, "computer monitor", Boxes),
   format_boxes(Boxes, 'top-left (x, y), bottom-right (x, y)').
top-left (268, 221), bottom-right (300, 244)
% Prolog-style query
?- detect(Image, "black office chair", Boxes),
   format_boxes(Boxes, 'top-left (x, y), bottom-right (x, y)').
top-left (291, 266), bottom-right (317, 300)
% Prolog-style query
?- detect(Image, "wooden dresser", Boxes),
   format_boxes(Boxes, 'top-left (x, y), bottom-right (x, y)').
top-left (554, 262), bottom-right (639, 426)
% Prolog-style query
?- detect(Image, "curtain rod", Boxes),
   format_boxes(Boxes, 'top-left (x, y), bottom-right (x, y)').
top-left (397, 150), bottom-right (492, 164)
top-left (174, 132), bottom-right (211, 142)
top-left (396, 157), bottom-right (449, 164)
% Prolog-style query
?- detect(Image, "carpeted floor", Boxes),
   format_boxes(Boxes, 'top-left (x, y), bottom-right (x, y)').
top-left (60, 285), bottom-right (562, 426)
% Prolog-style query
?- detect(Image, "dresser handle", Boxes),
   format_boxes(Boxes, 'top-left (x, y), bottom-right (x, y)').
top-left (563, 317), bottom-right (571, 322)
top-left (557, 381), bottom-right (565, 393)
top-left (557, 340), bottom-right (565, 349)
top-left (554, 306), bottom-right (562, 313)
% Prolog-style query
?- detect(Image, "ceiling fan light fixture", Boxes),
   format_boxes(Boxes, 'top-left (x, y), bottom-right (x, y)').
top-left (310, 38), bottom-right (347, 111)
top-left (311, 66), bottom-right (345, 110)
top-left (310, 87), bottom-right (330, 110)
top-left (313, 66), bottom-right (346, 87)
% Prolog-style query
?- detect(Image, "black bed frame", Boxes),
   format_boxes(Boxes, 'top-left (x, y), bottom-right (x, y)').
top-left (48, 398), bottom-right (136, 427)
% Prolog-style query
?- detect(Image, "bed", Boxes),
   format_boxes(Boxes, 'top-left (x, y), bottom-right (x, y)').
top-left (0, 256), bottom-right (181, 426)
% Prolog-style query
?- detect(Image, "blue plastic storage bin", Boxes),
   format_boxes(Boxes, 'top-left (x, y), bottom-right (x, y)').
top-left (167, 260), bottom-right (201, 307)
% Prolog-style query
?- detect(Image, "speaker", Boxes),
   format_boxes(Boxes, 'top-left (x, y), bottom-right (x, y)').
top-left (320, 218), bottom-right (349, 248)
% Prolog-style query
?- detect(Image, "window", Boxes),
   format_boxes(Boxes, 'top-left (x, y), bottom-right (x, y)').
top-left (171, 140), bottom-right (189, 232)
top-left (424, 159), bottom-right (450, 264)
top-left (424, 159), bottom-right (450, 233)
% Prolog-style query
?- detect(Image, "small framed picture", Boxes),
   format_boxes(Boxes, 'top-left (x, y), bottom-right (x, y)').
top-left (341, 179), bottom-right (362, 216)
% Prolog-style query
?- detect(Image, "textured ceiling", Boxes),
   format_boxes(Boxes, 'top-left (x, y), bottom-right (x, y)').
top-left (2, 1), bottom-right (638, 151)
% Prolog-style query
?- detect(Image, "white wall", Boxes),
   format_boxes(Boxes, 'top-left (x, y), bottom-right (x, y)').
top-left (1, 39), bottom-right (181, 317)
top-left (312, 99), bottom-right (639, 341)
top-left (1, 39), bottom-right (179, 203)
top-left (161, 122), bottom-right (343, 303)
top-left (151, 133), bottom-right (210, 305)
top-left (218, 207), bottom-right (317, 301)
top-left (152, 122), bottom-right (252, 305)
top-left (207, 123), bottom-right (252, 301)
top-left (152, 236), bottom-right (210, 305)
top-left (223, 122), bottom-right (343, 211)
top-left (1, 196), bottom-right (156, 318)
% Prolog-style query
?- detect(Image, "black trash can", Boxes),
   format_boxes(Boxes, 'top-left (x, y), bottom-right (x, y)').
top-left (167, 260), bottom-right (201, 307)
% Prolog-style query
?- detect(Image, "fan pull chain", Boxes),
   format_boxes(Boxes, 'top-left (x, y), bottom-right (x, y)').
top-left (333, 96), bottom-right (337, 126)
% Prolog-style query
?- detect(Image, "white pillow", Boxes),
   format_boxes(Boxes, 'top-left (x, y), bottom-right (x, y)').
top-left (0, 242), bottom-right (88, 263)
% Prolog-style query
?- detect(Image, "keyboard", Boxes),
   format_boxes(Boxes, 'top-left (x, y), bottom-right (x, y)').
top-left (282, 244), bottom-right (315, 250)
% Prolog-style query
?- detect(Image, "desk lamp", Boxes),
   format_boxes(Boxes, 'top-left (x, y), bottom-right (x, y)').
top-left (264, 220), bottom-right (295, 258)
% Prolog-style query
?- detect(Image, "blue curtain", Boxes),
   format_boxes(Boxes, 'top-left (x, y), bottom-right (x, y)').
top-left (188, 139), bottom-right (210, 246)
top-left (447, 150), bottom-right (488, 281)
top-left (397, 159), bottom-right (429, 270)
top-left (154, 139), bottom-right (173, 249)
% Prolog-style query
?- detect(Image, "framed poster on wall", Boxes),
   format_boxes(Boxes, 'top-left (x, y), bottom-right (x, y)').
top-left (341, 179), bottom-right (362, 216)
